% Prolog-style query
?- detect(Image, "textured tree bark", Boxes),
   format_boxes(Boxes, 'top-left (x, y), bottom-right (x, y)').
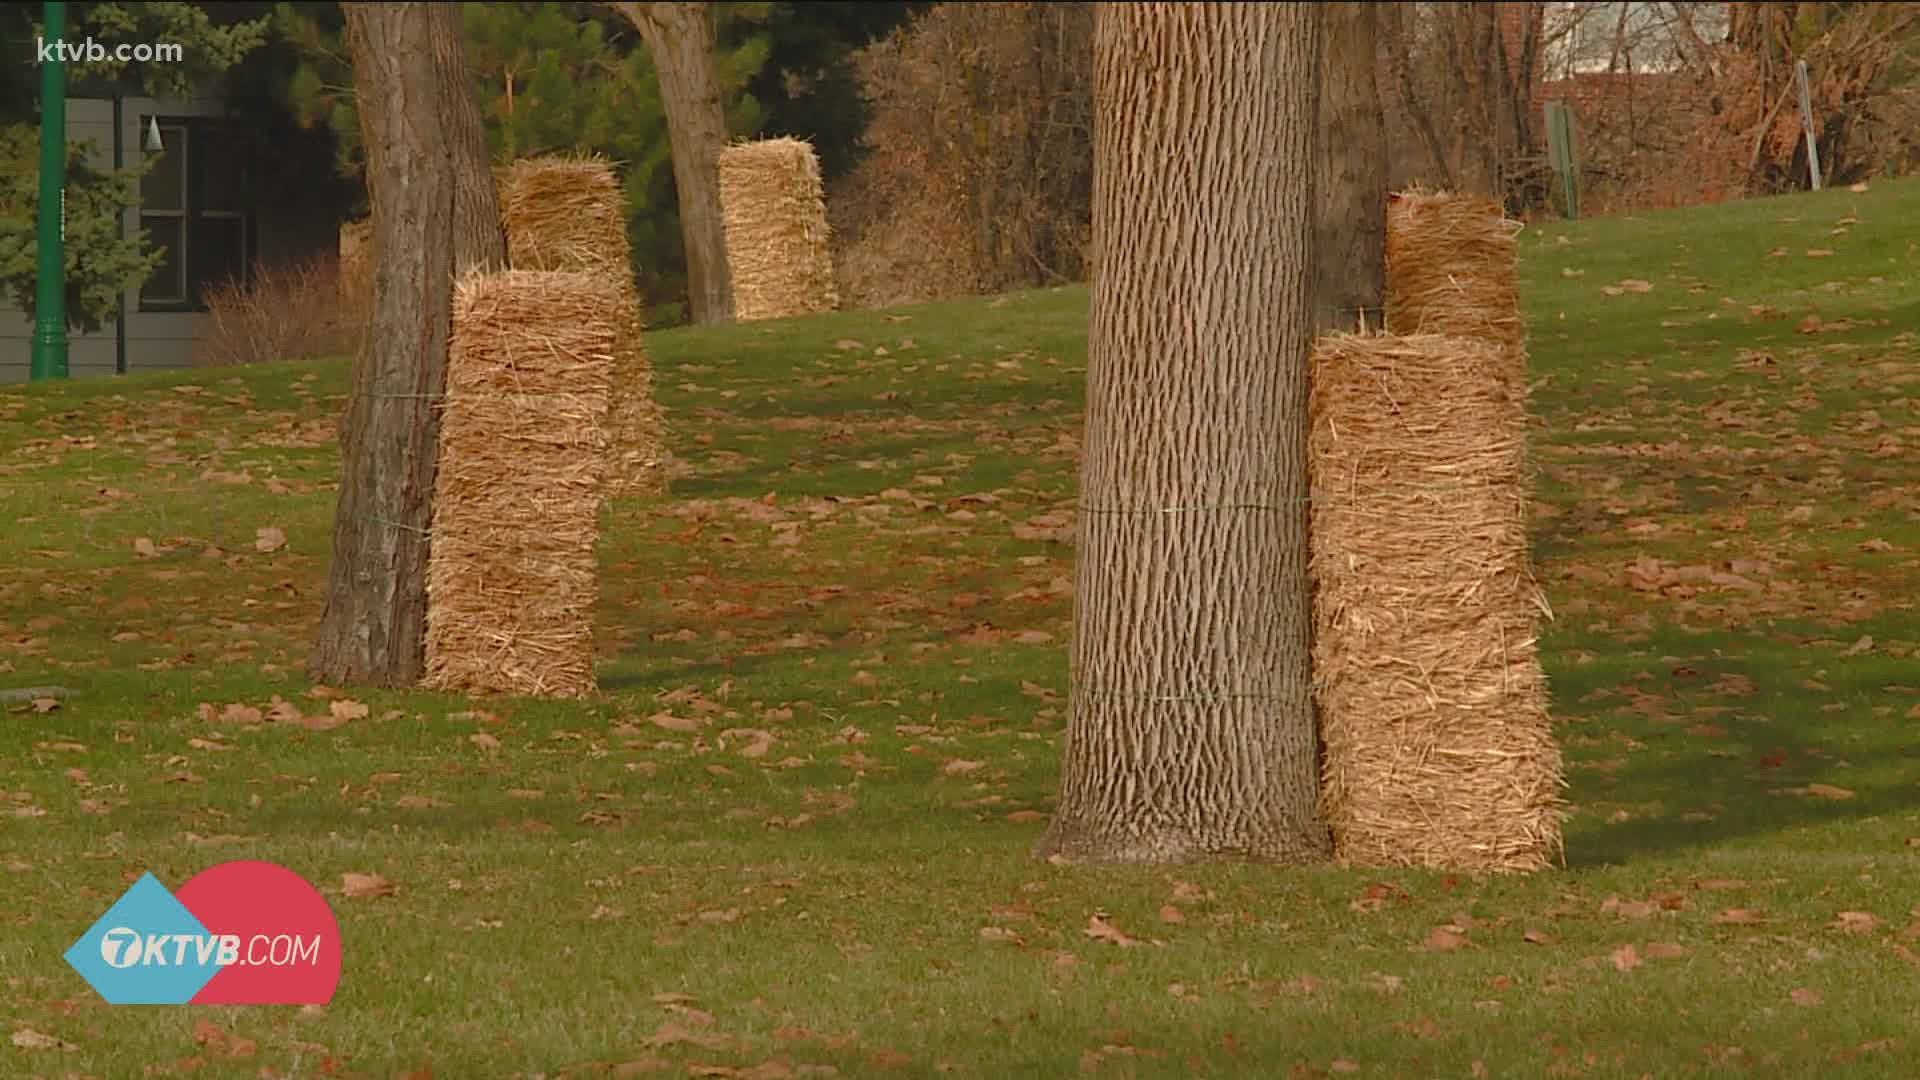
top-left (309, 4), bottom-right (458, 686)
top-left (614, 1), bottom-right (734, 325)
top-left (1382, 5), bottom-right (1456, 191)
top-left (1036, 2), bottom-right (1331, 865)
top-left (1314, 2), bottom-right (1387, 334)
top-left (426, 4), bottom-right (507, 275)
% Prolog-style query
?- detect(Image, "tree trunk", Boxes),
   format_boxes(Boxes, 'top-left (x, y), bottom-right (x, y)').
top-left (614, 2), bottom-right (734, 325)
top-left (427, 4), bottom-right (507, 275)
top-left (309, 4), bottom-right (462, 686)
top-left (1382, 4), bottom-right (1455, 190)
top-left (1036, 2), bottom-right (1330, 866)
top-left (1314, 2), bottom-right (1387, 334)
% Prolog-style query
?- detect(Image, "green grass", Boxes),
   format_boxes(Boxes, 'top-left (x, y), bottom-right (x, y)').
top-left (4, 179), bottom-right (1920, 1077)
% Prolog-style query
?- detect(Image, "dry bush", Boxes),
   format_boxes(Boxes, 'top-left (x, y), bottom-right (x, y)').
top-left (1530, 3), bottom-right (1920, 213)
top-left (1685, 2), bottom-right (1920, 196)
top-left (198, 253), bottom-right (365, 366)
top-left (833, 1), bottom-right (1093, 309)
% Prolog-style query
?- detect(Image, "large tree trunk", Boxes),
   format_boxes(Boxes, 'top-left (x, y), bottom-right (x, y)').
top-left (310, 3), bottom-right (488, 686)
top-left (1036, 2), bottom-right (1330, 865)
top-left (1381, 4), bottom-right (1456, 190)
top-left (1314, 2), bottom-right (1387, 334)
top-left (428, 4), bottom-right (507, 274)
top-left (614, 2), bottom-right (734, 325)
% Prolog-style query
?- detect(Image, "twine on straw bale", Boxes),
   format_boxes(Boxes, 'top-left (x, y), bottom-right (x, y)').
top-left (496, 153), bottom-right (671, 498)
top-left (1385, 189), bottom-right (1526, 380)
top-left (1310, 331), bottom-right (1564, 872)
top-left (719, 137), bottom-right (839, 321)
top-left (424, 269), bottom-right (619, 699)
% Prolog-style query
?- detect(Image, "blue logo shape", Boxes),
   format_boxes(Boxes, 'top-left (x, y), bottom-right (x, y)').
top-left (65, 873), bottom-right (223, 1005)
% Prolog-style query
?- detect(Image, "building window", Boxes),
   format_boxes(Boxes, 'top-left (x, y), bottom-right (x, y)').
top-left (138, 119), bottom-right (252, 312)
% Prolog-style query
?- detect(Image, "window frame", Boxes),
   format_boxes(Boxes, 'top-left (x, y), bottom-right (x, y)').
top-left (137, 116), bottom-right (255, 314)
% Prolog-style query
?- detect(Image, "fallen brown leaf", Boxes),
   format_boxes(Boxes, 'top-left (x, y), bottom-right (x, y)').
top-left (649, 712), bottom-right (701, 733)
top-left (218, 703), bottom-right (263, 725)
top-left (255, 526), bottom-right (288, 553)
top-left (644, 1020), bottom-right (731, 1051)
top-left (10, 1028), bottom-right (76, 1051)
top-left (1790, 987), bottom-right (1823, 1007)
top-left (342, 871), bottom-right (396, 899)
top-left (1085, 912), bottom-right (1142, 947)
top-left (330, 699), bottom-right (370, 722)
top-left (1611, 944), bottom-right (1643, 972)
top-left (1833, 911), bottom-right (1879, 934)
top-left (1424, 926), bottom-right (1467, 952)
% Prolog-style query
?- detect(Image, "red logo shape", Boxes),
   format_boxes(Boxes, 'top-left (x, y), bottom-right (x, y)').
top-left (173, 860), bottom-right (341, 1004)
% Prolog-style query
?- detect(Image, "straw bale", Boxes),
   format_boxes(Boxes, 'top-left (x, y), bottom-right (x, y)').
top-left (719, 137), bottom-right (839, 321)
top-left (496, 153), bottom-right (671, 498)
top-left (424, 269), bottom-right (619, 699)
top-left (1385, 189), bottom-right (1526, 381)
top-left (1310, 331), bottom-right (1564, 872)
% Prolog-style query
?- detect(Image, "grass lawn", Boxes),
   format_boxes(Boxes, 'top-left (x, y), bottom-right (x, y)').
top-left (4, 177), bottom-right (1919, 1078)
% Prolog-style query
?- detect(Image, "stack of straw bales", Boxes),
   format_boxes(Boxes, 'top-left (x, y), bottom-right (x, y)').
top-left (495, 154), bottom-right (671, 498)
top-left (719, 137), bottom-right (839, 321)
top-left (424, 270), bottom-right (619, 699)
top-left (1309, 190), bottom-right (1563, 873)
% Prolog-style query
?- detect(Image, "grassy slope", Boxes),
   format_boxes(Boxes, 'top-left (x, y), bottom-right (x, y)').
top-left (2, 178), bottom-right (1918, 1078)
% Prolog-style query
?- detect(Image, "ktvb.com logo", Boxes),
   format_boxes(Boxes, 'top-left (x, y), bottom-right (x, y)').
top-left (97, 925), bottom-right (323, 969)
top-left (66, 861), bottom-right (340, 1005)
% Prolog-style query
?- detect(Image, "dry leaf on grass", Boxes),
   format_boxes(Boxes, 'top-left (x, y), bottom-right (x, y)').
top-left (218, 703), bottom-right (263, 725)
top-left (12, 1028), bottom-right (77, 1050)
top-left (1085, 913), bottom-right (1148, 947)
top-left (644, 1020), bottom-right (732, 1051)
top-left (1424, 926), bottom-right (1467, 952)
top-left (255, 526), bottom-right (287, 553)
top-left (342, 872), bottom-right (396, 899)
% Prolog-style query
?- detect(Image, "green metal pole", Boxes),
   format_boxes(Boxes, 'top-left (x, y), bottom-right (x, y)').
top-left (30, 1), bottom-right (69, 381)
